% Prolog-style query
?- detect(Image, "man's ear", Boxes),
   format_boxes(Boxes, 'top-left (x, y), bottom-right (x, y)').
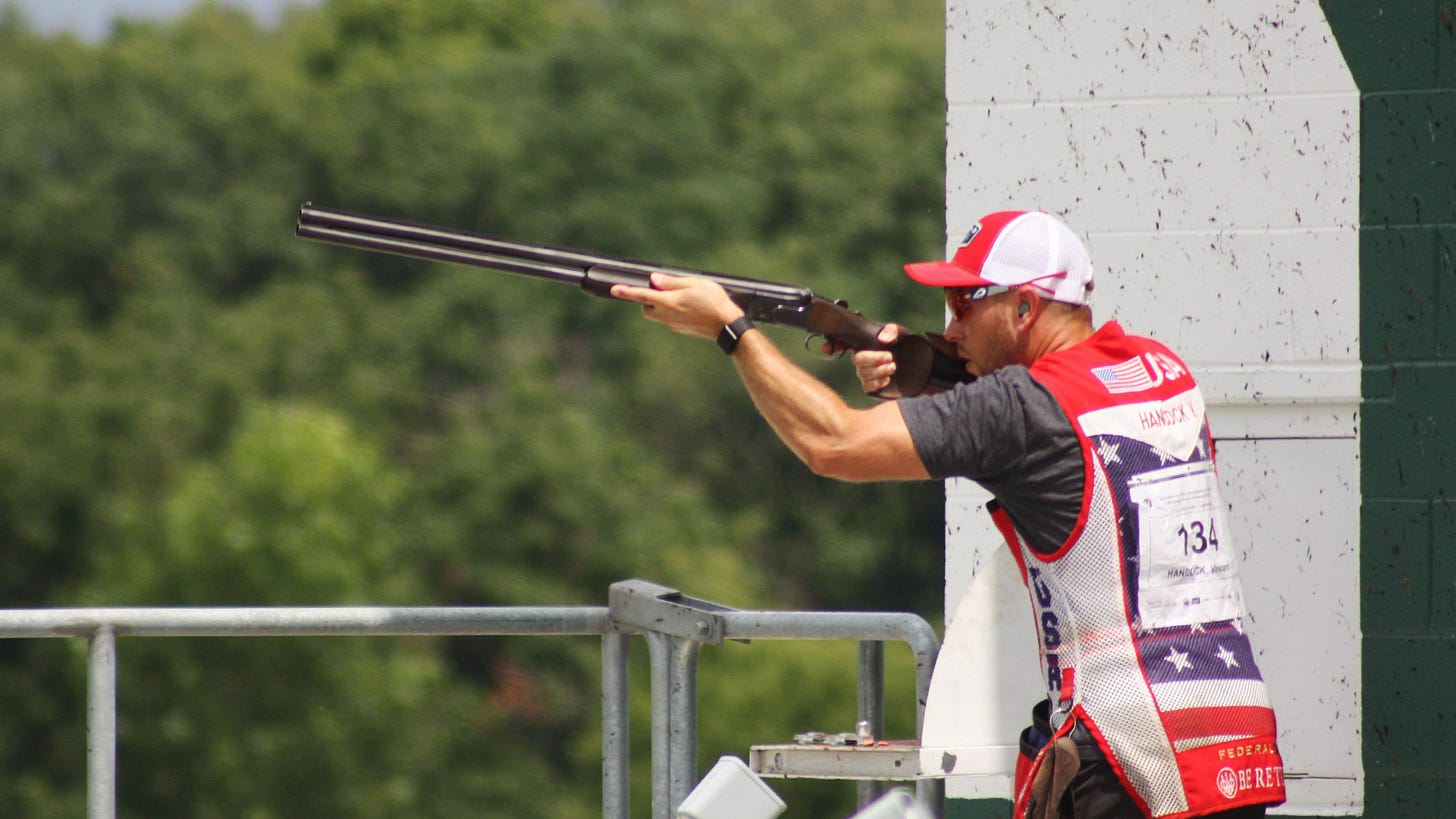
top-left (1011, 288), bottom-right (1041, 324)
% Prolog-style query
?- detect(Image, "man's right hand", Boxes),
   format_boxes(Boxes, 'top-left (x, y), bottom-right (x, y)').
top-left (853, 324), bottom-right (906, 399)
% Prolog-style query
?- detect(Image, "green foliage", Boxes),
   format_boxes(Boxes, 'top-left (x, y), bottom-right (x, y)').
top-left (84, 405), bottom-right (598, 817)
top-left (91, 404), bottom-right (417, 605)
top-left (0, 0), bottom-right (947, 815)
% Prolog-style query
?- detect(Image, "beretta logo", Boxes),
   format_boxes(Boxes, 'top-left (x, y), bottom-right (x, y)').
top-left (1216, 767), bottom-right (1239, 799)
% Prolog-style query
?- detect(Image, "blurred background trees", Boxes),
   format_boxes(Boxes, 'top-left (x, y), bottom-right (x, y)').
top-left (0, 0), bottom-right (947, 815)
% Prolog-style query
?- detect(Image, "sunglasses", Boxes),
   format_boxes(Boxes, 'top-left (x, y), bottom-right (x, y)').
top-left (946, 285), bottom-right (1015, 320)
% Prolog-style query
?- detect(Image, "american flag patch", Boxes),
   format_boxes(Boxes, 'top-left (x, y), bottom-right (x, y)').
top-left (1092, 356), bottom-right (1156, 394)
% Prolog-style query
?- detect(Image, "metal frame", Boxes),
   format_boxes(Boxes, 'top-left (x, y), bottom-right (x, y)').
top-left (0, 579), bottom-right (940, 819)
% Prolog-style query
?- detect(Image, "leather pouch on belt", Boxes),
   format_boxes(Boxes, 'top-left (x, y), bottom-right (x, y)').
top-left (1025, 736), bottom-right (1080, 819)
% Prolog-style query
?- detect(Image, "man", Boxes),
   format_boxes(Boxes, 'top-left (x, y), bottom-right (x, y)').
top-left (611, 210), bottom-right (1284, 818)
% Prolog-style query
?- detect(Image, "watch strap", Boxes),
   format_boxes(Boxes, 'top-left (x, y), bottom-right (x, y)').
top-left (716, 316), bottom-right (756, 355)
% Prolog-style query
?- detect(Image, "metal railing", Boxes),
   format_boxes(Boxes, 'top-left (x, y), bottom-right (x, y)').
top-left (0, 579), bottom-right (940, 819)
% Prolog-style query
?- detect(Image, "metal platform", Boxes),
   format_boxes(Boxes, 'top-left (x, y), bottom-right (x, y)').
top-left (750, 739), bottom-right (1022, 782)
top-left (750, 741), bottom-right (923, 781)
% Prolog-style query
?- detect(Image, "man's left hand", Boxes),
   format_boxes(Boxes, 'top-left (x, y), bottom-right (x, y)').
top-left (610, 273), bottom-right (745, 340)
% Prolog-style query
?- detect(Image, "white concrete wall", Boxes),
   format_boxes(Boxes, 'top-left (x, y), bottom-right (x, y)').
top-left (929, 2), bottom-right (1361, 812)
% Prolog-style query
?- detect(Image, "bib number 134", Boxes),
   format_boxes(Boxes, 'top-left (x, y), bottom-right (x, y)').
top-left (1179, 519), bottom-right (1218, 555)
top-left (1129, 460), bottom-right (1244, 629)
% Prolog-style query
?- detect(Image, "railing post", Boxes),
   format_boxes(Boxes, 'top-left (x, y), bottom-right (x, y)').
top-left (87, 625), bottom-right (117, 819)
top-left (602, 631), bottom-right (631, 819)
top-left (667, 637), bottom-right (701, 813)
top-left (608, 579), bottom-right (734, 819)
top-left (857, 640), bottom-right (886, 808)
top-left (644, 631), bottom-right (673, 819)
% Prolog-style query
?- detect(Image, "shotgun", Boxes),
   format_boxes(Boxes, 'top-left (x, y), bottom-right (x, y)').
top-left (295, 204), bottom-right (972, 397)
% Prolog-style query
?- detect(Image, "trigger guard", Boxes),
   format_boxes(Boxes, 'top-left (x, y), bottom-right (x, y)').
top-left (804, 333), bottom-right (840, 360)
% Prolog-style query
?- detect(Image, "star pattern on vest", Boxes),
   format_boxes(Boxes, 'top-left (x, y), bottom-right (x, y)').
top-left (1097, 439), bottom-right (1123, 466)
top-left (1216, 644), bottom-right (1241, 669)
top-left (1094, 432), bottom-right (1212, 488)
top-left (1165, 647), bottom-right (1193, 672)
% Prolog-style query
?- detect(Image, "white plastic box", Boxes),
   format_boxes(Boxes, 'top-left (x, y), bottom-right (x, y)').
top-left (676, 755), bottom-right (787, 819)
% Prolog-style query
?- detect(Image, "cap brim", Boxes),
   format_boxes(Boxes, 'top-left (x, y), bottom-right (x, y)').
top-left (903, 260), bottom-right (996, 288)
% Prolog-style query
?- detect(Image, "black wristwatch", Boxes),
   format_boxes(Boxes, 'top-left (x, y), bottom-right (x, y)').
top-left (716, 316), bottom-right (756, 355)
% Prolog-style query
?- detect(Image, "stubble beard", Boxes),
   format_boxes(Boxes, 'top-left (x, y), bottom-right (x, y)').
top-left (967, 316), bottom-right (1020, 377)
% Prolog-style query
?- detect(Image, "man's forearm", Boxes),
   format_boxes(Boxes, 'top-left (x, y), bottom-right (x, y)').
top-left (729, 330), bottom-right (929, 482)
top-left (606, 273), bottom-right (928, 481)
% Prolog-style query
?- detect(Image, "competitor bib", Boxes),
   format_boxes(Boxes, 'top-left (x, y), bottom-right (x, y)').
top-left (1129, 461), bottom-right (1245, 629)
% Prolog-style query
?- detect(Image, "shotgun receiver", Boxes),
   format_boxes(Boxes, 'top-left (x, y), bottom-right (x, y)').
top-left (296, 204), bottom-right (972, 397)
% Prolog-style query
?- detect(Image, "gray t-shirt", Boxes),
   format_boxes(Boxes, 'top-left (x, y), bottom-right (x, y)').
top-left (897, 366), bottom-right (1084, 554)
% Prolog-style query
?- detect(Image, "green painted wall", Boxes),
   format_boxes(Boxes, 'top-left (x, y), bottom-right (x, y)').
top-left (1323, 1), bottom-right (1456, 816)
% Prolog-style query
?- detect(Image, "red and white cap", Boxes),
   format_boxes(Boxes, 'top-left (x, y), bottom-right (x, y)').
top-left (903, 211), bottom-right (1093, 306)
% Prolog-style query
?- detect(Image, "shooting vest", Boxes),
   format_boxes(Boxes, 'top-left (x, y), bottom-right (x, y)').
top-left (1001, 322), bottom-right (1285, 818)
